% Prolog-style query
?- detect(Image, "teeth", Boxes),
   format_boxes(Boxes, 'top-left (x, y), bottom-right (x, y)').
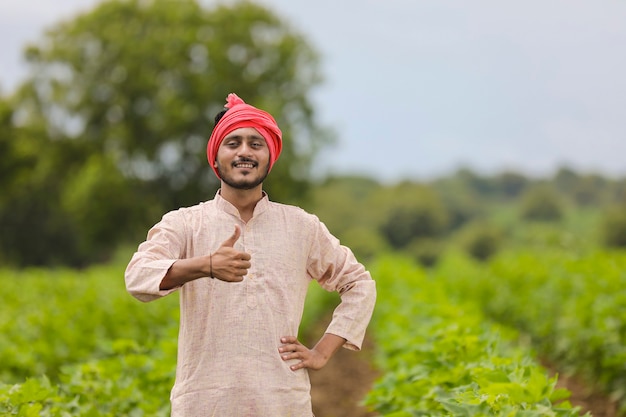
top-left (236, 163), bottom-right (254, 168)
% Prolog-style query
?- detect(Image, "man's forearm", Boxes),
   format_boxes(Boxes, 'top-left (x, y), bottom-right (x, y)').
top-left (159, 255), bottom-right (212, 290)
top-left (312, 333), bottom-right (346, 361)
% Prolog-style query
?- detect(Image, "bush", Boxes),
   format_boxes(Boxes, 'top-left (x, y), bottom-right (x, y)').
top-left (600, 205), bottom-right (626, 248)
top-left (460, 222), bottom-right (503, 262)
top-left (406, 238), bottom-right (443, 268)
top-left (380, 184), bottom-right (449, 249)
top-left (520, 186), bottom-right (564, 222)
top-left (339, 227), bottom-right (389, 264)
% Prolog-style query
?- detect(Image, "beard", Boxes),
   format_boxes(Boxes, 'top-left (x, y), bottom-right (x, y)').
top-left (216, 159), bottom-right (270, 190)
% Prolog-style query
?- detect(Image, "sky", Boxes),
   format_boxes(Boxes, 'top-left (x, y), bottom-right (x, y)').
top-left (1, 0), bottom-right (625, 182)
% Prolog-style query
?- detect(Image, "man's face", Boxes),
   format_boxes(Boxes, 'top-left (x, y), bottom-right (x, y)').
top-left (215, 127), bottom-right (271, 190)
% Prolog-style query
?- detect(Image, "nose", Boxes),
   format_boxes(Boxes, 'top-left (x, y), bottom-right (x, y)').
top-left (237, 142), bottom-right (253, 157)
top-left (237, 143), bottom-right (252, 156)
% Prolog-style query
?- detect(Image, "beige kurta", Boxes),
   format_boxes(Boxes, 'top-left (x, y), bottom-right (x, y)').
top-left (125, 192), bottom-right (376, 417)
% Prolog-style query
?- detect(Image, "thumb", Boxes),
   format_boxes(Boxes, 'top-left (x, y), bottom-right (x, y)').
top-left (220, 225), bottom-right (241, 248)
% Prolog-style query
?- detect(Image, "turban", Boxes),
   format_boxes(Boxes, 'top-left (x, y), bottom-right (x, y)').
top-left (207, 93), bottom-right (282, 179)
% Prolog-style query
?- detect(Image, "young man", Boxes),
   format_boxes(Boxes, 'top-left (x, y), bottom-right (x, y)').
top-left (125, 93), bottom-right (376, 416)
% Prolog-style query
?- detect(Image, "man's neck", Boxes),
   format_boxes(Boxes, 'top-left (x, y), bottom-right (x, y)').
top-left (219, 185), bottom-right (264, 222)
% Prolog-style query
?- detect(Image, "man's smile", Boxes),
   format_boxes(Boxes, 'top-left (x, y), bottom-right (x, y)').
top-left (233, 159), bottom-right (258, 169)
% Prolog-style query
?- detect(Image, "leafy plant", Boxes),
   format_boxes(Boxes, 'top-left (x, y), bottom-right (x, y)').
top-left (437, 249), bottom-right (626, 413)
top-left (364, 256), bottom-right (585, 416)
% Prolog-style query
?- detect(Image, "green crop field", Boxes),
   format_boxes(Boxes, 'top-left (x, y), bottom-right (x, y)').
top-left (1, 240), bottom-right (625, 416)
top-left (2, 0), bottom-right (625, 413)
top-left (364, 249), bottom-right (626, 416)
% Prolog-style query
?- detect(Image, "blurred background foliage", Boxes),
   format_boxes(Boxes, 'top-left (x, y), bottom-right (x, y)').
top-left (0, 0), bottom-right (330, 266)
top-left (306, 169), bottom-right (626, 269)
top-left (1, 0), bottom-right (625, 268)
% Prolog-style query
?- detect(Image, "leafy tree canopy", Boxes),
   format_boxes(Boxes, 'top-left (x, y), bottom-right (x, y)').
top-left (2, 0), bottom-right (331, 266)
top-left (16, 0), bottom-right (330, 208)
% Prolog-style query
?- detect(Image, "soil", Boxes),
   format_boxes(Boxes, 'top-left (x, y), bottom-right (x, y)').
top-left (309, 334), bottom-right (380, 417)
top-left (309, 334), bottom-right (621, 417)
top-left (550, 369), bottom-right (621, 417)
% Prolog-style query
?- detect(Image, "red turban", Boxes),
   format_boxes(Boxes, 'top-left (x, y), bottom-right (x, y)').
top-left (207, 93), bottom-right (282, 179)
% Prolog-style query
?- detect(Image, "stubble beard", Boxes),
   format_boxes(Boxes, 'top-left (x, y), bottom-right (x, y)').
top-left (216, 161), bottom-right (270, 190)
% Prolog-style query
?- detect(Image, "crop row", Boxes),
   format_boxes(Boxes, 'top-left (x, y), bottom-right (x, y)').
top-left (363, 255), bottom-right (587, 416)
top-left (435, 249), bottom-right (626, 414)
top-left (0, 265), bottom-right (178, 383)
top-left (3, 249), bottom-right (621, 415)
top-left (0, 338), bottom-right (176, 416)
top-left (0, 263), bottom-right (338, 415)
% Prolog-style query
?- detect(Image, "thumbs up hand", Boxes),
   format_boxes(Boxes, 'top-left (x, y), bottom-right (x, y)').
top-left (211, 225), bottom-right (251, 282)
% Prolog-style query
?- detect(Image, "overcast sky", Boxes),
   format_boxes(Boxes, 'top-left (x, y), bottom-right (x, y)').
top-left (1, 0), bottom-right (625, 181)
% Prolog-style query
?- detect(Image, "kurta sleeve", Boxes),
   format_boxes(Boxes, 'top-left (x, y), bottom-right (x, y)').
top-left (125, 210), bottom-right (187, 302)
top-left (306, 217), bottom-right (377, 351)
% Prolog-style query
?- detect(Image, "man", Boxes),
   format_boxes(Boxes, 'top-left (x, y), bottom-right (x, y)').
top-left (125, 93), bottom-right (376, 416)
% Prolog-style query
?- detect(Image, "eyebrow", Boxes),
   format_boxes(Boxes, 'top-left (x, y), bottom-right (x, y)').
top-left (224, 133), bottom-right (266, 141)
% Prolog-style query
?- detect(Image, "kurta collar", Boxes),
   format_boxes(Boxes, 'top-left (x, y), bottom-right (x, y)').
top-left (213, 190), bottom-right (270, 220)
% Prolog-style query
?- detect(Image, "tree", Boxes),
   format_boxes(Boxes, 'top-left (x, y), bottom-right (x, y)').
top-left (379, 182), bottom-right (449, 250)
top-left (0, 96), bottom-right (21, 199)
top-left (459, 221), bottom-right (502, 262)
top-left (553, 166), bottom-right (580, 195)
top-left (493, 171), bottom-right (528, 199)
top-left (600, 204), bottom-right (626, 248)
top-left (451, 167), bottom-right (495, 198)
top-left (306, 176), bottom-right (384, 237)
top-left (4, 0), bottom-right (330, 266)
top-left (17, 0), bottom-right (329, 206)
top-left (0, 96), bottom-right (72, 265)
top-left (519, 185), bottom-right (564, 222)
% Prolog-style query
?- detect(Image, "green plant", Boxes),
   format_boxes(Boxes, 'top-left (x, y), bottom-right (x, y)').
top-left (364, 256), bottom-right (585, 416)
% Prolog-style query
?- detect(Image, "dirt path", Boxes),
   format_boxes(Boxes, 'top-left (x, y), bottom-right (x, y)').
top-left (551, 370), bottom-right (620, 417)
top-left (310, 335), bottom-right (380, 417)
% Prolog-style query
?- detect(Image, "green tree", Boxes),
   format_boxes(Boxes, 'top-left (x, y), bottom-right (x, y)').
top-left (406, 237), bottom-right (443, 268)
top-left (61, 155), bottom-right (155, 261)
top-left (459, 221), bottom-right (502, 262)
top-left (0, 94), bottom-right (80, 266)
top-left (306, 176), bottom-right (384, 238)
top-left (571, 174), bottom-right (608, 207)
top-left (4, 0), bottom-right (329, 266)
top-left (519, 185), bottom-right (564, 222)
top-left (553, 166), bottom-right (580, 195)
top-left (612, 179), bottom-right (626, 204)
top-left (600, 204), bottom-right (626, 248)
top-left (19, 0), bottom-right (328, 207)
top-left (450, 167), bottom-right (495, 198)
top-left (379, 182), bottom-right (449, 249)
top-left (492, 171), bottom-right (528, 199)
top-left (0, 96), bottom-right (20, 198)
top-left (552, 167), bottom-right (608, 207)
